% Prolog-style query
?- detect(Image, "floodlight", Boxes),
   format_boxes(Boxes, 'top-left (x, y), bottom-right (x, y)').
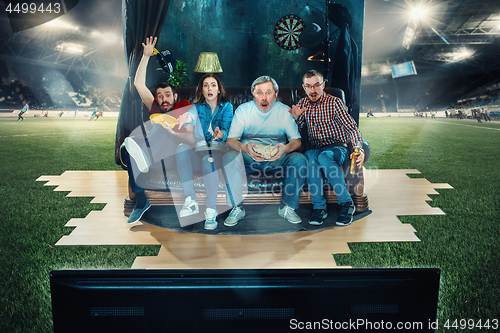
top-left (410, 6), bottom-right (428, 21)
top-left (450, 48), bottom-right (474, 62)
top-left (92, 31), bottom-right (120, 44)
top-left (43, 20), bottom-right (79, 32)
top-left (55, 42), bottom-right (84, 55)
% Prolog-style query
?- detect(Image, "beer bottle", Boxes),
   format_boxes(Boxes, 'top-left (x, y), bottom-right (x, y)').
top-left (350, 145), bottom-right (361, 175)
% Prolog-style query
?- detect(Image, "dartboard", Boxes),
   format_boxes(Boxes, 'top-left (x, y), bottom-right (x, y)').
top-left (274, 14), bottom-right (305, 50)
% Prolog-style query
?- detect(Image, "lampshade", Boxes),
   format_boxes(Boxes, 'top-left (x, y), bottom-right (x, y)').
top-left (194, 52), bottom-right (223, 73)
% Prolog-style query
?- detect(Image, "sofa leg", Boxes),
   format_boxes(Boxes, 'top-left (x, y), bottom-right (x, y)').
top-left (352, 194), bottom-right (369, 213)
top-left (128, 181), bottom-right (136, 200)
top-left (124, 182), bottom-right (136, 217)
top-left (124, 197), bottom-right (135, 217)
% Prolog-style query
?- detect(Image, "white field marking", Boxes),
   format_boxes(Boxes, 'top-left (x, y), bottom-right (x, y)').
top-left (433, 120), bottom-right (500, 131)
top-left (0, 130), bottom-right (110, 138)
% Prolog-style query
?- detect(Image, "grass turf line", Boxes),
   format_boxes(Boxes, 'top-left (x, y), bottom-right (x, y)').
top-left (0, 116), bottom-right (499, 332)
top-left (335, 117), bottom-right (500, 329)
top-left (0, 117), bottom-right (160, 332)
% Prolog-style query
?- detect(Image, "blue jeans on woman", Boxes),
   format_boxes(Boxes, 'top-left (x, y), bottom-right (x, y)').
top-left (175, 143), bottom-right (223, 210)
top-left (304, 146), bottom-right (351, 210)
top-left (222, 151), bottom-right (307, 209)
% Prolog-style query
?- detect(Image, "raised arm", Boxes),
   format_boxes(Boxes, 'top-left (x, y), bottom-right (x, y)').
top-left (134, 36), bottom-right (157, 111)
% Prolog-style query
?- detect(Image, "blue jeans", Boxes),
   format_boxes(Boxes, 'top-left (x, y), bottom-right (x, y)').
top-left (126, 123), bottom-right (178, 193)
top-left (176, 143), bottom-right (224, 209)
top-left (222, 151), bottom-right (307, 209)
top-left (145, 123), bottom-right (177, 170)
top-left (305, 146), bottom-right (351, 209)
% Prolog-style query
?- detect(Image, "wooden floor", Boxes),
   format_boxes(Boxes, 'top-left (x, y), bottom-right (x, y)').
top-left (36, 168), bottom-right (452, 269)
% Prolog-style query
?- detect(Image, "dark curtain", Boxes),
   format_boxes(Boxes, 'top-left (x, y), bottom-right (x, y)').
top-left (115, 0), bottom-right (171, 166)
top-left (327, 23), bottom-right (359, 124)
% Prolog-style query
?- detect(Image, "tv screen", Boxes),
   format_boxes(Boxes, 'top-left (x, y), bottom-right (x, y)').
top-left (391, 61), bottom-right (418, 78)
top-left (50, 268), bottom-right (440, 332)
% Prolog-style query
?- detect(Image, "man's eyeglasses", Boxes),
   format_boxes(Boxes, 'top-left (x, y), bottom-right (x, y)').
top-left (304, 82), bottom-right (323, 90)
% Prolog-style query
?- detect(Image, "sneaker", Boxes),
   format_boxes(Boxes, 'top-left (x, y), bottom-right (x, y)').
top-left (179, 196), bottom-right (199, 217)
top-left (336, 201), bottom-right (356, 226)
top-left (204, 208), bottom-right (218, 230)
top-left (224, 206), bottom-right (245, 227)
top-left (124, 136), bottom-right (150, 173)
top-left (278, 205), bottom-right (302, 224)
top-left (127, 199), bottom-right (151, 224)
top-left (309, 209), bottom-right (328, 225)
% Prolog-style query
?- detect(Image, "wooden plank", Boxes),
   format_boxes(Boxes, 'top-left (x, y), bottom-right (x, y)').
top-left (37, 169), bottom-right (451, 269)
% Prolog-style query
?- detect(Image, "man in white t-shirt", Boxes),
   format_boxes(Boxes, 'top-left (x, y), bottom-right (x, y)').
top-left (222, 76), bottom-right (307, 226)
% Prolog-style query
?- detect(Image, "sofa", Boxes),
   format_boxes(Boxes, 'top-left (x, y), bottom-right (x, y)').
top-left (119, 86), bottom-right (370, 216)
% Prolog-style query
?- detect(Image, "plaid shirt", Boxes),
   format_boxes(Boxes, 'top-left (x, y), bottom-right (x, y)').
top-left (296, 93), bottom-right (362, 148)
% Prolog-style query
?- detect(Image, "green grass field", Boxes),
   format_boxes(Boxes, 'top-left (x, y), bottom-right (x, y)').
top-left (0, 116), bottom-right (499, 332)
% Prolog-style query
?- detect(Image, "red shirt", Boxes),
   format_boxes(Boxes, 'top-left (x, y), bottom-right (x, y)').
top-left (150, 99), bottom-right (191, 133)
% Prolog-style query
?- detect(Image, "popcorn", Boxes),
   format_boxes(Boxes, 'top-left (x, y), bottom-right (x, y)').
top-left (253, 144), bottom-right (278, 160)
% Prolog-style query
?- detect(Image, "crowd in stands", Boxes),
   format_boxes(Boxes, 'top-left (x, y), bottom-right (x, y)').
top-left (449, 87), bottom-right (499, 110)
top-left (443, 85), bottom-right (500, 120)
top-left (361, 75), bottom-right (500, 118)
top-left (0, 79), bottom-right (123, 111)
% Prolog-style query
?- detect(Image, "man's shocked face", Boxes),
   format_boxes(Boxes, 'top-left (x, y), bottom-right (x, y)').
top-left (303, 75), bottom-right (325, 102)
top-left (156, 87), bottom-right (177, 112)
top-left (253, 81), bottom-right (278, 112)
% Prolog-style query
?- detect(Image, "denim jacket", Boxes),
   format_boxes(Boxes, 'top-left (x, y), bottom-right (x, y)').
top-left (187, 101), bottom-right (233, 142)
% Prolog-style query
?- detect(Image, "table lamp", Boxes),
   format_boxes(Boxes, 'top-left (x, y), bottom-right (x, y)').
top-left (194, 52), bottom-right (223, 73)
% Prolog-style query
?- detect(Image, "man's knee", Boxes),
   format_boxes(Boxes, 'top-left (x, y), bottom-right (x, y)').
top-left (289, 152), bottom-right (307, 167)
top-left (287, 152), bottom-right (308, 178)
top-left (176, 143), bottom-right (191, 153)
top-left (318, 149), bottom-right (344, 167)
top-left (304, 149), bottom-right (318, 161)
top-left (202, 154), bottom-right (218, 173)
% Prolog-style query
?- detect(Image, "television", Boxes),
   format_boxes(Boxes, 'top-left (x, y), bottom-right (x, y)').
top-left (50, 268), bottom-right (440, 332)
top-left (391, 61), bottom-right (418, 78)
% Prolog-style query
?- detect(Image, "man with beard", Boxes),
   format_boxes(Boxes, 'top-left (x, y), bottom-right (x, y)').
top-left (290, 70), bottom-right (364, 226)
top-left (123, 36), bottom-right (192, 224)
top-left (222, 76), bottom-right (307, 226)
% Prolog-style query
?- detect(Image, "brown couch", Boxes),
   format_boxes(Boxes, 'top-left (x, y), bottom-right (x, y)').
top-left (119, 86), bottom-right (369, 215)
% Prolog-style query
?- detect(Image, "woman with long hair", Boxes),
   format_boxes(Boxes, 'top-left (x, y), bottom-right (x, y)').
top-left (175, 74), bottom-right (233, 230)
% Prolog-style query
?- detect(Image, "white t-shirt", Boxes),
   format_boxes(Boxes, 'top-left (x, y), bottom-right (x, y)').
top-left (228, 100), bottom-right (300, 146)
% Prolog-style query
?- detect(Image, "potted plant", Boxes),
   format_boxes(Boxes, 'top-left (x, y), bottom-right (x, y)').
top-left (167, 60), bottom-right (188, 87)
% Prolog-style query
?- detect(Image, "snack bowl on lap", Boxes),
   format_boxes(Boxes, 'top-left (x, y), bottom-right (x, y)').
top-left (253, 144), bottom-right (278, 160)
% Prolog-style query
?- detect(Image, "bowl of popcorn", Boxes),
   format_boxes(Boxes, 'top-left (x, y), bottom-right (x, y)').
top-left (252, 144), bottom-right (278, 160)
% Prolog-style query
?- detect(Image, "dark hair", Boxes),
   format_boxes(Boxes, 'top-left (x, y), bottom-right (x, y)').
top-left (194, 74), bottom-right (227, 105)
top-left (302, 70), bottom-right (324, 82)
top-left (153, 82), bottom-right (177, 99)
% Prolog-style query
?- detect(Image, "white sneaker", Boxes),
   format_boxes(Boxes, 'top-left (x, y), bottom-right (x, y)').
top-left (179, 196), bottom-right (199, 217)
top-left (278, 205), bottom-right (302, 224)
top-left (204, 208), bottom-right (218, 230)
top-left (124, 137), bottom-right (150, 173)
top-left (224, 206), bottom-right (245, 227)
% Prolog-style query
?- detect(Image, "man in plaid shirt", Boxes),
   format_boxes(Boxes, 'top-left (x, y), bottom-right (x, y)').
top-left (290, 70), bottom-right (365, 226)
